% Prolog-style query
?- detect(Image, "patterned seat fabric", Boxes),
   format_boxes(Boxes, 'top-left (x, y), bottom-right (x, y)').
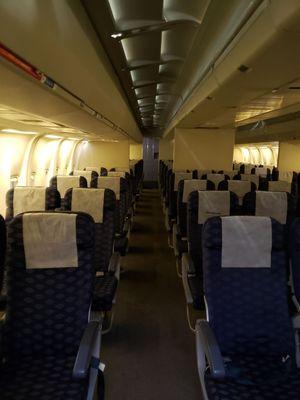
top-left (188, 274), bottom-right (204, 309)
top-left (202, 217), bottom-right (298, 399)
top-left (177, 179), bottom-right (214, 237)
top-left (243, 191), bottom-right (296, 227)
top-left (50, 176), bottom-right (87, 208)
top-left (187, 191), bottom-right (238, 276)
top-left (0, 355), bottom-right (87, 400)
top-left (289, 218), bottom-right (300, 308)
top-left (0, 215), bottom-right (6, 294)
top-left (91, 177), bottom-right (128, 235)
top-left (92, 274), bottom-right (118, 312)
top-left (0, 212), bottom-right (96, 399)
top-left (168, 172), bottom-right (192, 220)
top-left (64, 188), bottom-right (116, 273)
top-left (205, 354), bottom-right (300, 400)
top-left (6, 187), bottom-right (61, 221)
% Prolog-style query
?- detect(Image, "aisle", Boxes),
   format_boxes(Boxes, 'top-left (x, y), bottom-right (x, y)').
top-left (102, 189), bottom-right (201, 400)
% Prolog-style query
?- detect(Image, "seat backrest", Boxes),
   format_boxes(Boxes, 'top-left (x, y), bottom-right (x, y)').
top-left (6, 187), bottom-right (61, 221)
top-left (177, 179), bottom-right (215, 237)
top-left (64, 188), bottom-right (116, 272)
top-left (260, 180), bottom-right (296, 196)
top-left (50, 175), bottom-right (87, 199)
top-left (205, 173), bottom-right (229, 187)
top-left (243, 191), bottom-right (296, 225)
top-left (71, 169), bottom-right (98, 186)
top-left (187, 190), bottom-right (238, 275)
top-left (234, 173), bottom-right (260, 188)
top-left (91, 176), bottom-right (127, 234)
top-left (3, 212), bottom-right (95, 359)
top-left (0, 215), bottom-right (6, 294)
top-left (202, 216), bottom-right (294, 357)
top-left (218, 179), bottom-right (256, 206)
top-left (168, 172), bottom-right (193, 218)
top-left (100, 167), bottom-right (108, 176)
top-left (252, 166), bottom-right (271, 178)
top-left (289, 218), bottom-right (300, 310)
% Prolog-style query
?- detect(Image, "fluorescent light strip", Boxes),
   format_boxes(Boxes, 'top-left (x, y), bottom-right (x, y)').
top-left (45, 134), bottom-right (62, 139)
top-left (1, 128), bottom-right (37, 135)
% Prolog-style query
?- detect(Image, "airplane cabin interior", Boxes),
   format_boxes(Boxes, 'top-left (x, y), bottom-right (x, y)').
top-left (1, 1), bottom-right (300, 399)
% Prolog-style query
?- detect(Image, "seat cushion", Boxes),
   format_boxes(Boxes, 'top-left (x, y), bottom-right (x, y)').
top-left (92, 274), bottom-right (118, 311)
top-left (188, 275), bottom-right (204, 310)
top-left (0, 355), bottom-right (88, 400)
top-left (205, 354), bottom-right (300, 400)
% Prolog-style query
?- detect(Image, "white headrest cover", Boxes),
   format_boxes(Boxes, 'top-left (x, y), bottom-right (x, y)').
top-left (57, 176), bottom-right (80, 198)
top-left (221, 216), bottom-right (271, 268)
top-left (13, 187), bottom-right (46, 217)
top-left (240, 174), bottom-right (259, 187)
top-left (255, 167), bottom-right (268, 177)
top-left (268, 181), bottom-right (291, 193)
top-left (86, 166), bottom-right (101, 174)
top-left (223, 171), bottom-right (236, 179)
top-left (256, 191), bottom-right (287, 224)
top-left (279, 171), bottom-right (294, 183)
top-left (73, 170), bottom-right (92, 187)
top-left (71, 188), bottom-right (105, 223)
top-left (245, 164), bottom-right (255, 174)
top-left (198, 191), bottom-right (230, 224)
top-left (97, 177), bottom-right (120, 200)
top-left (23, 213), bottom-right (78, 269)
top-left (108, 171), bottom-right (126, 178)
top-left (174, 172), bottom-right (193, 190)
top-left (183, 180), bottom-right (207, 203)
top-left (228, 180), bottom-right (251, 205)
top-left (207, 174), bottom-right (225, 187)
top-left (115, 167), bottom-right (130, 173)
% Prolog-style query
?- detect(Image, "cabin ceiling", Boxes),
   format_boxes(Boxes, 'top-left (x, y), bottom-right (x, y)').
top-left (82, 0), bottom-right (264, 136)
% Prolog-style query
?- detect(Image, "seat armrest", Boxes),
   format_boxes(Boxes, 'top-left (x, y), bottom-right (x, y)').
top-left (108, 252), bottom-right (121, 280)
top-left (196, 320), bottom-right (225, 379)
top-left (123, 218), bottom-right (131, 236)
top-left (73, 321), bottom-right (102, 379)
top-left (173, 224), bottom-right (180, 256)
top-left (182, 253), bottom-right (196, 275)
top-left (182, 263), bottom-right (193, 305)
top-left (293, 313), bottom-right (300, 330)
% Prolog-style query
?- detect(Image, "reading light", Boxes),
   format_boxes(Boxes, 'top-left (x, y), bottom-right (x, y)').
top-left (45, 134), bottom-right (62, 139)
top-left (1, 128), bottom-right (37, 135)
top-left (111, 33), bottom-right (122, 39)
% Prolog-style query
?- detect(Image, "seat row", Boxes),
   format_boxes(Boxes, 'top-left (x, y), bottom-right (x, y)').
top-left (159, 161), bottom-right (300, 399)
top-left (0, 161), bottom-right (143, 399)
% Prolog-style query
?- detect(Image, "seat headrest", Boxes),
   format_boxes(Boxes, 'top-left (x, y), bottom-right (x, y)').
top-left (228, 180), bottom-right (251, 205)
top-left (182, 180), bottom-right (207, 203)
top-left (207, 174), bottom-right (225, 187)
top-left (268, 181), bottom-right (291, 193)
top-left (108, 171), bottom-right (126, 178)
top-left (279, 171), bottom-right (295, 183)
top-left (96, 176), bottom-right (120, 199)
top-left (71, 188), bottom-right (105, 223)
top-left (198, 191), bottom-right (230, 224)
top-left (240, 173), bottom-right (259, 187)
top-left (57, 176), bottom-right (80, 197)
top-left (23, 213), bottom-right (78, 269)
top-left (221, 216), bottom-right (272, 269)
top-left (255, 167), bottom-right (268, 177)
top-left (13, 187), bottom-right (46, 217)
top-left (174, 172), bottom-right (193, 190)
top-left (86, 166), bottom-right (100, 174)
top-left (73, 170), bottom-right (92, 187)
top-left (115, 167), bottom-right (130, 173)
top-left (255, 191), bottom-right (287, 224)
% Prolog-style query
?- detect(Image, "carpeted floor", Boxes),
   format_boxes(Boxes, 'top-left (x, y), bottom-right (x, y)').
top-left (102, 189), bottom-right (201, 400)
